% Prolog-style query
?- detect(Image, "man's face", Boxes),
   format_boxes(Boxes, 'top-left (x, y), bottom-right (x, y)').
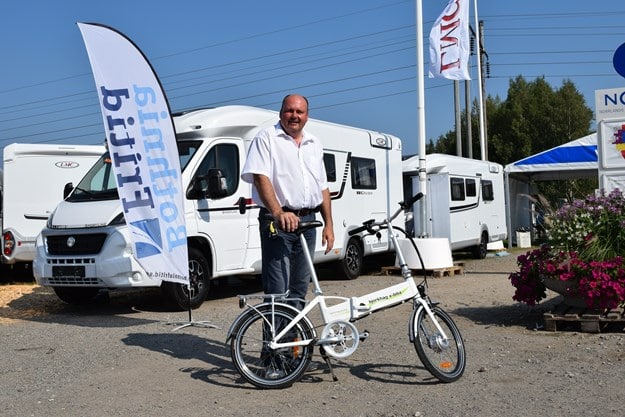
top-left (279, 96), bottom-right (308, 139)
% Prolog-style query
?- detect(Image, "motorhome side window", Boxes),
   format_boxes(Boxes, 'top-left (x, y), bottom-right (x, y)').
top-left (195, 144), bottom-right (239, 197)
top-left (68, 153), bottom-right (117, 201)
top-left (450, 177), bottom-right (465, 201)
top-left (482, 180), bottom-right (494, 201)
top-left (351, 156), bottom-right (376, 189)
top-left (323, 153), bottom-right (336, 182)
top-left (177, 140), bottom-right (202, 171)
top-left (465, 179), bottom-right (477, 197)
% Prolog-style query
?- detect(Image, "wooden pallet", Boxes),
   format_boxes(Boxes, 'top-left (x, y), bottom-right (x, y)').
top-left (543, 303), bottom-right (625, 333)
top-left (381, 262), bottom-right (465, 278)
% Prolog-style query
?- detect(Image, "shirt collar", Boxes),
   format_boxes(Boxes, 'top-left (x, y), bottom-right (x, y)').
top-left (275, 121), bottom-right (311, 144)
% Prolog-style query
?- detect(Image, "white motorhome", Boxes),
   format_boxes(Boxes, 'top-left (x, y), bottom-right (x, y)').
top-left (2, 143), bottom-right (105, 267)
top-left (402, 153), bottom-right (507, 258)
top-left (33, 106), bottom-right (403, 309)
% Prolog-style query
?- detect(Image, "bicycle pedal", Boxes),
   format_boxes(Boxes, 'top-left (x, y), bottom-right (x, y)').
top-left (359, 331), bottom-right (369, 341)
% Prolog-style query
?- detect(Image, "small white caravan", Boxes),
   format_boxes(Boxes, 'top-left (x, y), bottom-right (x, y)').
top-left (403, 153), bottom-right (507, 258)
top-left (2, 143), bottom-right (105, 265)
top-left (33, 106), bottom-right (404, 309)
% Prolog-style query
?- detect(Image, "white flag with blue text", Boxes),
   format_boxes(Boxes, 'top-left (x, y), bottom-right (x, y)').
top-left (78, 22), bottom-right (188, 284)
top-left (429, 0), bottom-right (471, 80)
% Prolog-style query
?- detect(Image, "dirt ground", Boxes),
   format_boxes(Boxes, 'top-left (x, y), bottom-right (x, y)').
top-left (1, 249), bottom-right (624, 417)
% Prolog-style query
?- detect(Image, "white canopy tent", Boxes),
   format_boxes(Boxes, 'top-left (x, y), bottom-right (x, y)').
top-left (504, 133), bottom-right (598, 246)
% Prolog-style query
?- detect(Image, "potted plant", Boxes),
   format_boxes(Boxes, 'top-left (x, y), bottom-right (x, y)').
top-left (509, 190), bottom-right (625, 309)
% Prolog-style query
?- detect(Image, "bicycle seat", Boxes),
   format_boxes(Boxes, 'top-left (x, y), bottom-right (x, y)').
top-left (295, 220), bottom-right (323, 234)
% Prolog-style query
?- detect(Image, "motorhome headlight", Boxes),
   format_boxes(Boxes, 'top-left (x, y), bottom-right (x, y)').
top-left (46, 210), bottom-right (56, 228)
top-left (109, 213), bottom-right (127, 226)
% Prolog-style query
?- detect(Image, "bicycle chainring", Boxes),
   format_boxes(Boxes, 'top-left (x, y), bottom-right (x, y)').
top-left (320, 320), bottom-right (359, 358)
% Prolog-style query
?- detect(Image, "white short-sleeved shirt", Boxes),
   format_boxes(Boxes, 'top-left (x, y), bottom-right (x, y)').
top-left (241, 122), bottom-right (328, 210)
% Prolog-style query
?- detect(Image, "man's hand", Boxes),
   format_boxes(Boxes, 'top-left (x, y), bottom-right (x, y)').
top-left (322, 225), bottom-right (335, 254)
top-left (275, 211), bottom-right (300, 232)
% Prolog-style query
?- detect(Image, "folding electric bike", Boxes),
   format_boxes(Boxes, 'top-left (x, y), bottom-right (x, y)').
top-left (226, 193), bottom-right (466, 389)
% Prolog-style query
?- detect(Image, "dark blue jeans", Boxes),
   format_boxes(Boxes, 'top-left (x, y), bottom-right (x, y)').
top-left (259, 208), bottom-right (317, 310)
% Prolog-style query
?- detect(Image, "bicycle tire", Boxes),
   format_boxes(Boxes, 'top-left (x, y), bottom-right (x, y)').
top-left (411, 305), bottom-right (465, 382)
top-left (230, 304), bottom-right (314, 389)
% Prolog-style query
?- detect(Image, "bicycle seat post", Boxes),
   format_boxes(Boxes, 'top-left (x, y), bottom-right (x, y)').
top-left (387, 219), bottom-right (413, 279)
top-left (299, 233), bottom-right (323, 296)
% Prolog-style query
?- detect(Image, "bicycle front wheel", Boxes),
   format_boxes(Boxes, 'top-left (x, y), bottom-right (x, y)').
top-left (230, 304), bottom-right (314, 389)
top-left (412, 306), bottom-right (465, 382)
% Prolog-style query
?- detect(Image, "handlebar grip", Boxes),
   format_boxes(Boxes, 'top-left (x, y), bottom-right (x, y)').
top-left (401, 192), bottom-right (423, 210)
top-left (349, 219), bottom-right (375, 236)
top-left (348, 225), bottom-right (369, 236)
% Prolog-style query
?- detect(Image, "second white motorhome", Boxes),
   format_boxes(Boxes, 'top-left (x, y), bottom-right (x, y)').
top-left (33, 106), bottom-right (404, 309)
top-left (402, 153), bottom-right (507, 258)
top-left (2, 143), bottom-right (105, 267)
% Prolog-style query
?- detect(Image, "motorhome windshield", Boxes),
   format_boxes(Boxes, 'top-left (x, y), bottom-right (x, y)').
top-left (67, 140), bottom-right (202, 202)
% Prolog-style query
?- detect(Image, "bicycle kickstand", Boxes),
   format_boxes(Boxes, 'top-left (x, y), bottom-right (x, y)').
top-left (319, 346), bottom-right (338, 382)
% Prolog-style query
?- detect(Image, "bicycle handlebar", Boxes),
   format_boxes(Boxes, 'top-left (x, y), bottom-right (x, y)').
top-left (348, 192), bottom-right (423, 236)
top-left (348, 219), bottom-right (374, 236)
top-left (401, 192), bottom-right (423, 211)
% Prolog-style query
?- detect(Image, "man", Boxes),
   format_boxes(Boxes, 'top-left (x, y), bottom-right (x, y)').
top-left (241, 94), bottom-right (334, 309)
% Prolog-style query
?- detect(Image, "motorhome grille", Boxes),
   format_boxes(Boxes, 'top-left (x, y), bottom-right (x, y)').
top-left (47, 277), bottom-right (100, 286)
top-left (47, 258), bottom-right (95, 265)
top-left (46, 234), bottom-right (108, 255)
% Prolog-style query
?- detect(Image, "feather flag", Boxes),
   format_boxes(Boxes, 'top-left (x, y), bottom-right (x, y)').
top-left (78, 22), bottom-right (189, 284)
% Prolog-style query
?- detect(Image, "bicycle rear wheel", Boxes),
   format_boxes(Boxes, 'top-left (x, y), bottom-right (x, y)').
top-left (230, 304), bottom-right (314, 389)
top-left (412, 306), bottom-right (465, 382)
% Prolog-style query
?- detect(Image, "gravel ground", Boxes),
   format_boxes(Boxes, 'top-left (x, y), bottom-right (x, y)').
top-left (1, 249), bottom-right (624, 417)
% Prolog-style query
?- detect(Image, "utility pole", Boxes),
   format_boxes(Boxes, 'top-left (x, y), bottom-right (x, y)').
top-left (479, 20), bottom-right (489, 161)
top-left (455, 81), bottom-right (462, 156)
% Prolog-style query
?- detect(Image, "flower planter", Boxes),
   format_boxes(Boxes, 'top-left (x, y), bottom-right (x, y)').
top-left (542, 276), bottom-right (586, 308)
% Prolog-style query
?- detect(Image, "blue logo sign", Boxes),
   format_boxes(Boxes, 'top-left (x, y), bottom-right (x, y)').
top-left (614, 42), bottom-right (625, 79)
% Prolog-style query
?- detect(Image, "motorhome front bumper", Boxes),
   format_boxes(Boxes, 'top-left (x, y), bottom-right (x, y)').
top-left (33, 227), bottom-right (157, 288)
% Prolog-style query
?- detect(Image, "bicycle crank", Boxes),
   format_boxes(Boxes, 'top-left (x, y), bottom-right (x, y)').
top-left (319, 320), bottom-right (359, 358)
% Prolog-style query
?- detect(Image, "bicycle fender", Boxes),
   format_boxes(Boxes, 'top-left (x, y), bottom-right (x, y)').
top-left (225, 302), bottom-right (315, 342)
top-left (408, 304), bottom-right (424, 344)
top-left (408, 303), bottom-right (442, 343)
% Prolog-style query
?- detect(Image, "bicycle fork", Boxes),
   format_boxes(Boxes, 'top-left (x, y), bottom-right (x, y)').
top-left (409, 296), bottom-right (449, 346)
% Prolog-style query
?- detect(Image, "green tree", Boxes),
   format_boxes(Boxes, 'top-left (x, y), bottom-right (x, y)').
top-left (487, 76), bottom-right (592, 165)
top-left (427, 75), bottom-right (593, 168)
top-left (427, 76), bottom-right (596, 203)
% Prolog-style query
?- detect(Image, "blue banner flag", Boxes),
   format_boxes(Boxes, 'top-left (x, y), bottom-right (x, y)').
top-left (78, 22), bottom-right (189, 284)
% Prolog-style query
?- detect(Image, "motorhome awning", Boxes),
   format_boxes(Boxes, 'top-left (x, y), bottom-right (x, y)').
top-left (505, 133), bottom-right (597, 181)
top-left (504, 132), bottom-right (598, 247)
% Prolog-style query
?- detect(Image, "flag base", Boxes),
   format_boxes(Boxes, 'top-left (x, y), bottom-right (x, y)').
top-left (165, 282), bottom-right (220, 331)
top-left (166, 319), bottom-right (219, 331)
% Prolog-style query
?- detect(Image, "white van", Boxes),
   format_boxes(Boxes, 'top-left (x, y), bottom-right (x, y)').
top-left (403, 153), bottom-right (507, 258)
top-left (2, 143), bottom-right (105, 267)
top-left (33, 106), bottom-right (403, 309)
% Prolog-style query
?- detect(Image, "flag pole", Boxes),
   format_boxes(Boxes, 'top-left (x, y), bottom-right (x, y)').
top-left (415, 0), bottom-right (428, 237)
top-left (473, 0), bottom-right (487, 161)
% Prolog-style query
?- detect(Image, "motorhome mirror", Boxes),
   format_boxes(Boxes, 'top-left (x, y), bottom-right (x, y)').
top-left (237, 196), bottom-right (247, 214)
top-left (63, 182), bottom-right (74, 199)
top-left (206, 168), bottom-right (228, 199)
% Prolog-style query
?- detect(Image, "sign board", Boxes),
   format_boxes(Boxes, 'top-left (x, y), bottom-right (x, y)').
top-left (595, 87), bottom-right (625, 191)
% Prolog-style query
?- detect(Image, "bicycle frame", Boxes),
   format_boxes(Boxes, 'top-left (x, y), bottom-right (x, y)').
top-left (239, 213), bottom-right (450, 354)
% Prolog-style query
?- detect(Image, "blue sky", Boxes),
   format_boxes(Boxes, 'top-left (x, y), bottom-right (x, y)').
top-left (1, 0), bottom-right (624, 160)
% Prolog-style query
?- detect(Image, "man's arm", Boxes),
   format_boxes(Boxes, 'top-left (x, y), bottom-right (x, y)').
top-left (319, 188), bottom-right (335, 253)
